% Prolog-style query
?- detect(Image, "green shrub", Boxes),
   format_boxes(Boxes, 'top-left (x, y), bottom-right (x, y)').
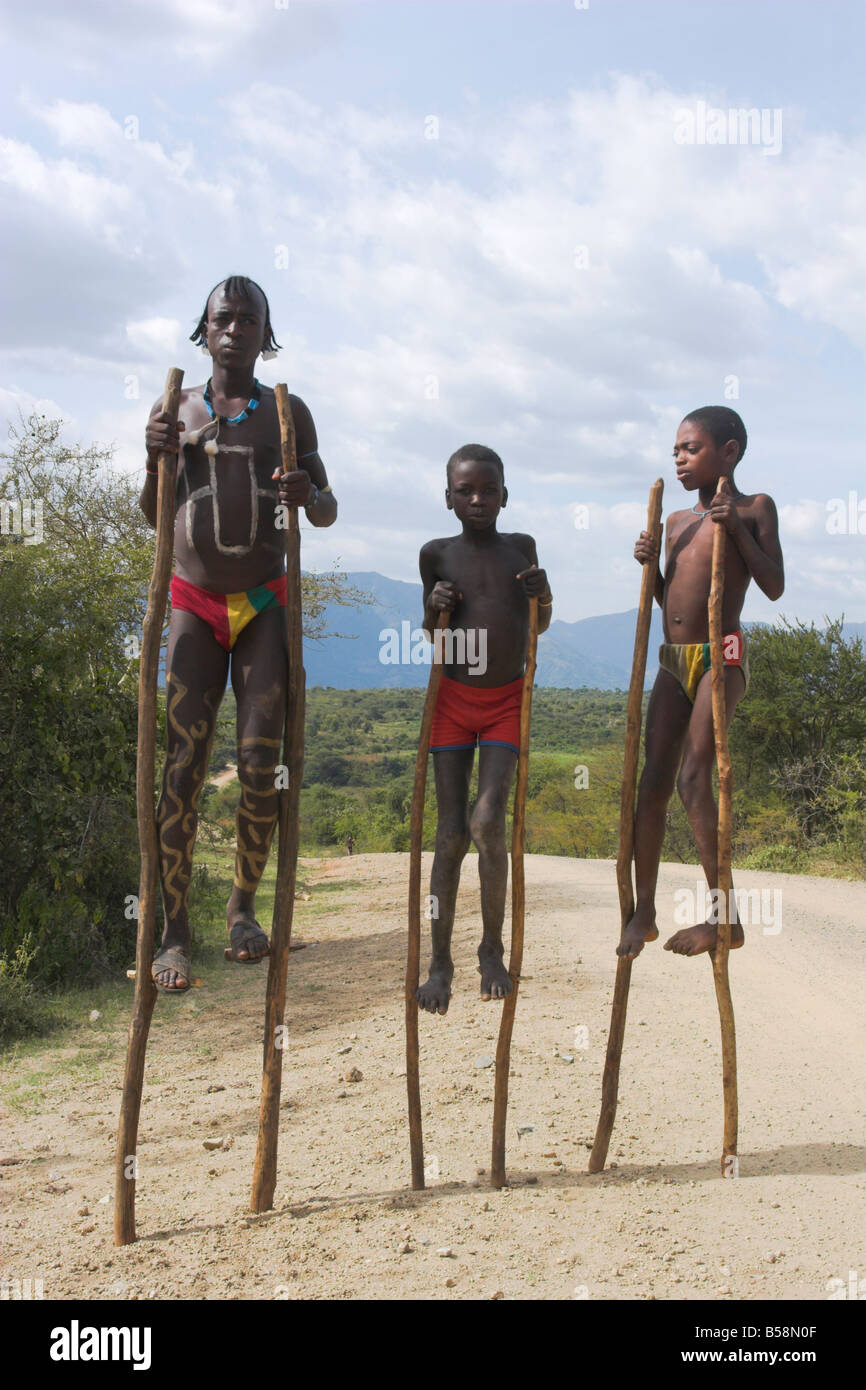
top-left (740, 844), bottom-right (808, 873)
top-left (0, 938), bottom-right (54, 1044)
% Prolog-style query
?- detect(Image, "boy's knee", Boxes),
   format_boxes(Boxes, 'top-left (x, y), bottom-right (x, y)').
top-left (677, 758), bottom-right (711, 805)
top-left (469, 804), bottom-right (504, 852)
top-left (436, 823), bottom-right (470, 859)
top-left (640, 758), bottom-right (676, 801)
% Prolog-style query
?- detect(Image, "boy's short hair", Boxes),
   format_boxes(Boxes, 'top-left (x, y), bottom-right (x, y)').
top-left (190, 275), bottom-right (281, 352)
top-left (446, 443), bottom-right (505, 485)
top-left (682, 406), bottom-right (748, 465)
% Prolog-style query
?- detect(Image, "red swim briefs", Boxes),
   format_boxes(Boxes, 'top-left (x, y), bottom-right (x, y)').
top-left (430, 674), bottom-right (524, 754)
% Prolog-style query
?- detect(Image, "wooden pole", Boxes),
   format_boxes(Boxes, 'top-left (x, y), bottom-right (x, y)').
top-left (114, 366), bottom-right (184, 1246)
top-left (588, 478), bottom-right (664, 1174)
top-left (490, 596), bottom-right (539, 1190)
top-left (250, 383), bottom-right (305, 1213)
top-left (708, 475), bottom-right (738, 1176)
top-left (405, 609), bottom-right (450, 1190)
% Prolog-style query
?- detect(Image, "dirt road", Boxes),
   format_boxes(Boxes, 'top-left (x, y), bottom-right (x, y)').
top-left (1, 854), bottom-right (863, 1301)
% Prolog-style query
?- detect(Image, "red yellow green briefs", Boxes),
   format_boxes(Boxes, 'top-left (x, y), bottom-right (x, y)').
top-left (657, 629), bottom-right (749, 704)
top-left (169, 573), bottom-right (287, 652)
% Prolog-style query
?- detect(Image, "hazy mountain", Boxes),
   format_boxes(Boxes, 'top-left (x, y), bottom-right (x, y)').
top-left (304, 571), bottom-right (664, 690)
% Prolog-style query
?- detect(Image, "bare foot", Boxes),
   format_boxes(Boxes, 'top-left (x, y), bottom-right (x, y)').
top-left (478, 942), bottom-right (513, 1001)
top-left (664, 920), bottom-right (745, 957)
top-left (416, 960), bottom-right (453, 1015)
top-left (617, 908), bottom-right (659, 960)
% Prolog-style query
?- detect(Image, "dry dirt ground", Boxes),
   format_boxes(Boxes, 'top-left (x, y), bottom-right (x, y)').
top-left (1, 853), bottom-right (864, 1301)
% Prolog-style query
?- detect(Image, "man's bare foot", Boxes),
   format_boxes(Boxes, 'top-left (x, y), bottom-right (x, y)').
top-left (226, 905), bottom-right (270, 962)
top-left (478, 942), bottom-right (513, 1001)
top-left (417, 961), bottom-right (454, 1015)
top-left (664, 921), bottom-right (745, 957)
top-left (617, 909), bottom-right (659, 960)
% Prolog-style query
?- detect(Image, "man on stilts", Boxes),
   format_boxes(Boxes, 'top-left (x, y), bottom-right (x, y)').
top-left (141, 275), bottom-right (336, 992)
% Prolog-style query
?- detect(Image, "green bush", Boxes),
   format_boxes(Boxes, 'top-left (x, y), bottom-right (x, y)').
top-left (740, 844), bottom-right (808, 873)
top-left (0, 938), bottom-right (54, 1044)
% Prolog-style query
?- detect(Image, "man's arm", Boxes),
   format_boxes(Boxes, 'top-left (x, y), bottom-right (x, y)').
top-left (139, 396), bottom-right (183, 528)
top-left (289, 394), bottom-right (337, 529)
top-left (713, 492), bottom-right (784, 601)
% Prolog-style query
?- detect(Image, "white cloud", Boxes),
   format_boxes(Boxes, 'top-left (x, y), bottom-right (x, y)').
top-left (125, 318), bottom-right (184, 358)
top-left (780, 500), bottom-right (826, 538)
top-left (0, 385), bottom-right (73, 439)
top-left (1, 74), bottom-right (863, 621)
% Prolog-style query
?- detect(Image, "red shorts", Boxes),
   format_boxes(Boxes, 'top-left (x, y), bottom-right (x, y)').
top-left (430, 674), bottom-right (524, 754)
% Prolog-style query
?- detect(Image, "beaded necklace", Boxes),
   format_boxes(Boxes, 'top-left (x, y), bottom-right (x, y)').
top-left (203, 377), bottom-right (261, 425)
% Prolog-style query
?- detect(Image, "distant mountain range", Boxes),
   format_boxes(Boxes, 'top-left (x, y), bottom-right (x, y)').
top-left (302, 570), bottom-right (864, 691)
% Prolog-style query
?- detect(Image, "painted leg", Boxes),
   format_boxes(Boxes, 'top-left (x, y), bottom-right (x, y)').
top-left (154, 610), bottom-right (227, 989)
top-left (226, 604), bottom-right (287, 962)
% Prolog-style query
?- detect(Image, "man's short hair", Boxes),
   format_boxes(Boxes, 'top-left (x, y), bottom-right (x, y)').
top-left (682, 406), bottom-right (748, 464)
top-left (446, 443), bottom-right (505, 484)
top-left (190, 275), bottom-right (281, 352)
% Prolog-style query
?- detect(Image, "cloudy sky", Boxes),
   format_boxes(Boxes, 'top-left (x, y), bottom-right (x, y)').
top-left (1, 0), bottom-right (863, 623)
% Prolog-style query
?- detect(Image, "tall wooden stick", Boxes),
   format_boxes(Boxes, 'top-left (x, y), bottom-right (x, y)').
top-left (405, 609), bottom-right (450, 1190)
top-left (708, 475), bottom-right (738, 1176)
top-left (250, 383), bottom-right (306, 1213)
top-left (588, 478), bottom-right (664, 1174)
top-left (114, 366), bottom-right (184, 1246)
top-left (490, 596), bottom-right (539, 1190)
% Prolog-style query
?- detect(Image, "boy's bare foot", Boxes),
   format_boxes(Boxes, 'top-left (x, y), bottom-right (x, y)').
top-left (417, 961), bottom-right (454, 1015)
top-left (226, 905), bottom-right (270, 962)
top-left (478, 942), bottom-right (513, 1001)
top-left (617, 909), bottom-right (659, 960)
top-left (664, 921), bottom-right (745, 956)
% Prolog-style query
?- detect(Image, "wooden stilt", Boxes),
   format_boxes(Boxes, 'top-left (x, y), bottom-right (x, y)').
top-left (405, 610), bottom-right (450, 1190)
top-left (250, 383), bottom-right (305, 1214)
top-left (490, 596), bottom-right (539, 1190)
top-left (114, 366), bottom-right (184, 1246)
top-left (588, 479), bottom-right (664, 1174)
top-left (708, 476), bottom-right (738, 1176)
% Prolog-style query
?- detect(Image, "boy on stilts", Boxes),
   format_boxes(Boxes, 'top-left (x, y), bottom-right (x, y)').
top-left (617, 407), bottom-right (783, 962)
top-left (415, 445), bottom-right (552, 1015)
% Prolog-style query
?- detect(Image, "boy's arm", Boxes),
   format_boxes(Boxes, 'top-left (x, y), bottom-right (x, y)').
top-left (514, 534), bottom-right (553, 634)
top-left (634, 518), bottom-right (666, 606)
top-left (139, 396), bottom-right (183, 529)
top-left (712, 492), bottom-right (784, 601)
top-left (419, 541), bottom-right (457, 638)
top-left (283, 394), bottom-right (336, 529)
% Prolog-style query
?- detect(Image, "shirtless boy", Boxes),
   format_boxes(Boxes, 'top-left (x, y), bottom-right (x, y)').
top-left (618, 406), bottom-right (783, 961)
top-left (415, 445), bottom-right (552, 1015)
top-left (141, 275), bottom-right (336, 991)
